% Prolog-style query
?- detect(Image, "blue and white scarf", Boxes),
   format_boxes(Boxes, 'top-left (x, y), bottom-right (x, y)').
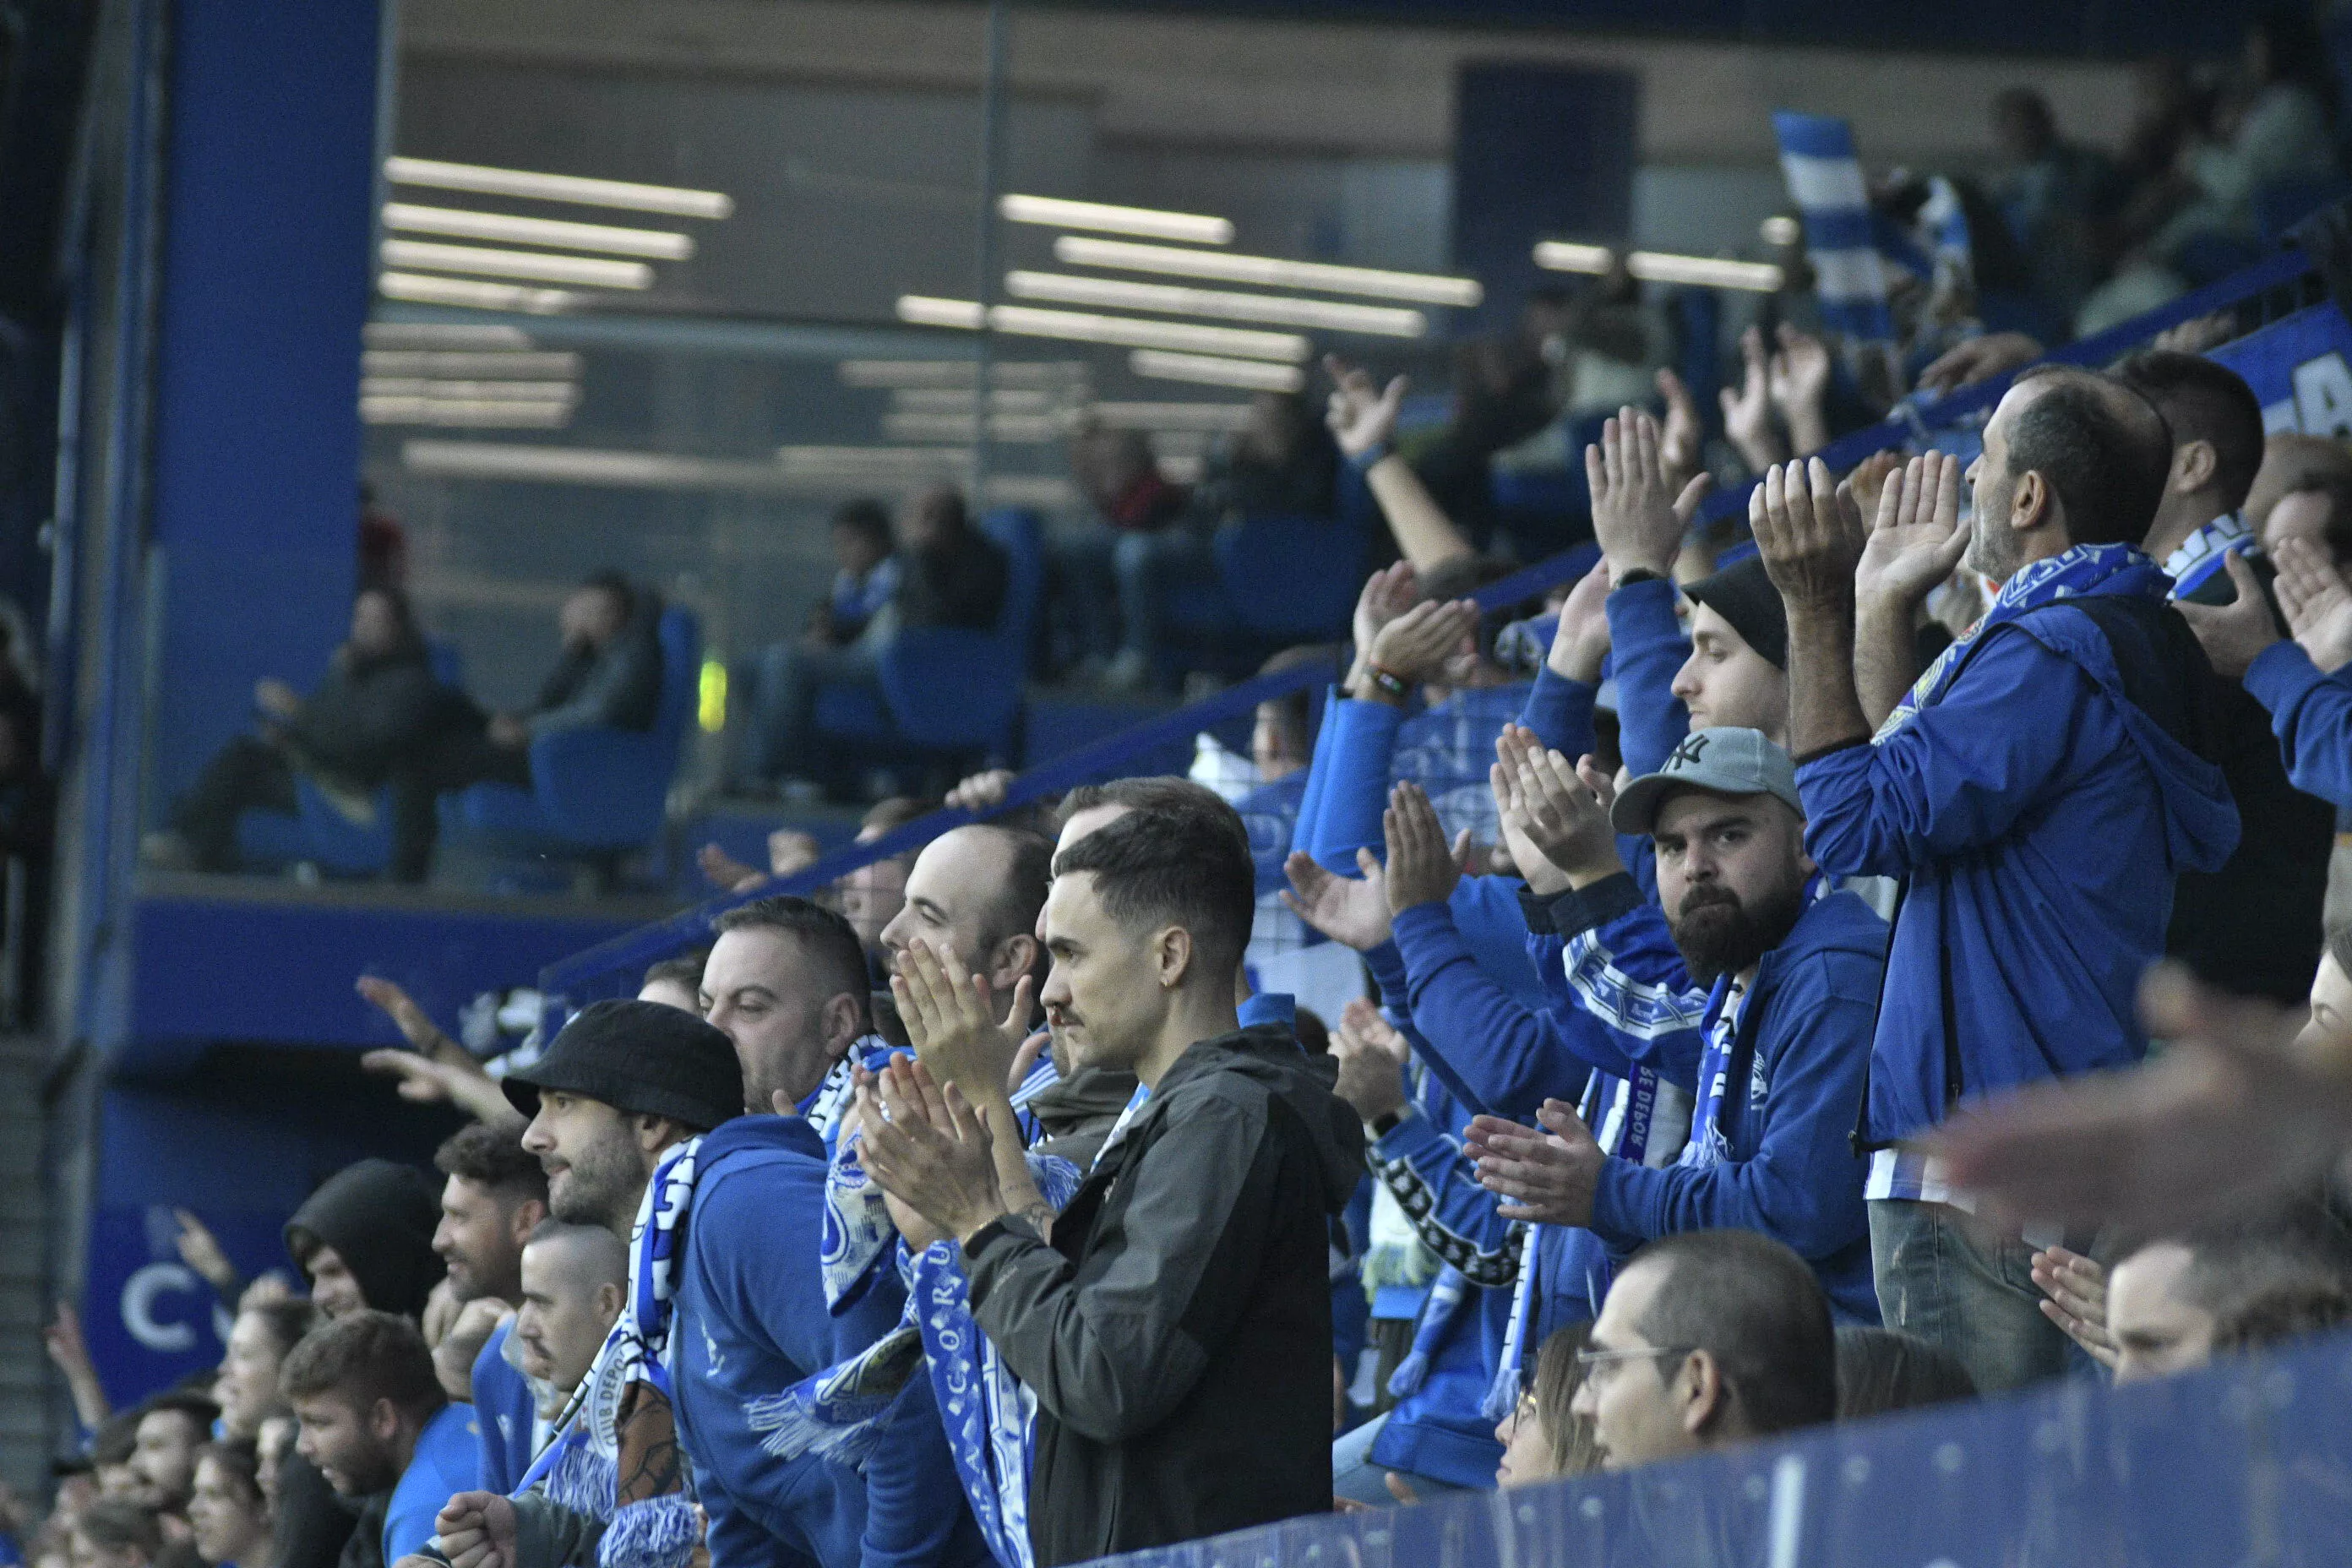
top-left (1679, 875), bottom-right (1828, 1171)
top-left (2164, 512), bottom-right (2257, 601)
top-left (1877, 543), bottom-right (2172, 741)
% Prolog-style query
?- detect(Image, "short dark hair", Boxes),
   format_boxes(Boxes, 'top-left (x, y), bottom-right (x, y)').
top-left (831, 498), bottom-right (894, 551)
top-left (1052, 803), bottom-right (1255, 975)
top-left (2008, 368), bottom-right (2174, 547)
top-left (2282, 472), bottom-right (2352, 563)
top-left (2115, 351), bottom-right (2266, 513)
top-left (278, 1310), bottom-right (444, 1420)
top-left (143, 1390), bottom-right (221, 1434)
top-left (2328, 920), bottom-right (2352, 984)
top-left (1255, 645), bottom-right (1334, 765)
top-left (643, 951), bottom-right (708, 993)
top-left (74, 1500), bottom-right (161, 1561)
top-left (1833, 1326), bottom-right (1977, 1419)
top-left (711, 896), bottom-right (872, 1026)
top-left (91, 1411), bottom-right (139, 1467)
top-left (240, 1298), bottom-right (319, 1362)
top-left (1626, 1229), bottom-right (1837, 1438)
top-left (195, 1440), bottom-right (263, 1504)
top-left (2213, 1277), bottom-right (2352, 1353)
top-left (1059, 776), bottom-right (1250, 862)
top-left (433, 1121), bottom-right (549, 1203)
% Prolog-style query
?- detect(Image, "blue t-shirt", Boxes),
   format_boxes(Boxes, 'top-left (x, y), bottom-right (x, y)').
top-left (384, 1402), bottom-right (483, 1564)
top-left (472, 1320), bottom-right (538, 1497)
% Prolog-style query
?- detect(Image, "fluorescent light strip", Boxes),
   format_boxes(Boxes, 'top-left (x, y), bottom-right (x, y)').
top-left (837, 359), bottom-right (1089, 390)
top-left (362, 322), bottom-right (534, 350)
top-left (897, 296), bottom-right (1309, 362)
top-left (378, 271), bottom-right (577, 314)
top-left (384, 156), bottom-right (733, 220)
top-left (890, 388), bottom-right (1064, 414)
top-left (362, 349), bottom-right (583, 378)
top-left (401, 439), bottom-right (1077, 507)
top-left (1055, 236), bottom-right (1480, 308)
top-left (1004, 270), bottom-right (1424, 337)
top-left (1533, 241), bottom-right (1784, 293)
top-left (384, 202), bottom-right (694, 260)
top-left (1127, 350), bottom-right (1305, 393)
top-left (1091, 400), bottom-right (1258, 431)
top-left (362, 397), bottom-right (573, 428)
top-left (879, 411), bottom-right (1070, 444)
top-left (383, 239), bottom-right (653, 289)
top-left (362, 378), bottom-right (579, 401)
top-left (999, 193), bottom-right (1232, 245)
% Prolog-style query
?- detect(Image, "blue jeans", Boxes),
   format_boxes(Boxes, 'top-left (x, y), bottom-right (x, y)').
top-left (1330, 1412), bottom-right (1477, 1507)
top-left (1868, 1197), bottom-right (2074, 1395)
top-left (739, 639), bottom-right (881, 787)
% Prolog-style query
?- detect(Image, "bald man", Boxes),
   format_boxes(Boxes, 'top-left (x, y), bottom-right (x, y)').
top-left (512, 1222), bottom-right (627, 1419)
top-left (1753, 367), bottom-right (2238, 1395)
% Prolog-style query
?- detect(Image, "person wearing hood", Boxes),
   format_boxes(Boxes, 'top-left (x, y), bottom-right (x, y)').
top-left (1750, 376), bottom-right (2240, 1396)
top-left (860, 801), bottom-right (1365, 1567)
top-left (286, 1159), bottom-right (446, 1322)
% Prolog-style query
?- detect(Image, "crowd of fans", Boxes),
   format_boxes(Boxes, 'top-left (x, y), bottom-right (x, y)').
top-left (35, 285), bottom-right (2352, 1566)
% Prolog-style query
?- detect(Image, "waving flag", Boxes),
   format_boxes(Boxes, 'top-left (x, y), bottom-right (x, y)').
top-left (1772, 111), bottom-right (1896, 348)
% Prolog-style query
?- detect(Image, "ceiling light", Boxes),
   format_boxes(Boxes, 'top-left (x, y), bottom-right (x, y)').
top-left (361, 378), bottom-right (579, 401)
top-left (1127, 350), bottom-right (1305, 392)
top-left (890, 387), bottom-right (1063, 413)
top-left (378, 271), bottom-right (577, 313)
top-left (896, 296), bottom-right (1309, 362)
top-left (1533, 241), bottom-right (1784, 293)
top-left (401, 439), bottom-right (1077, 508)
top-left (362, 349), bottom-right (583, 378)
top-left (384, 156), bottom-right (733, 219)
top-left (1760, 215), bottom-right (1804, 248)
top-left (880, 411), bottom-right (1070, 444)
top-left (837, 359), bottom-right (1089, 389)
top-left (1004, 271), bottom-right (1425, 337)
top-left (384, 203), bottom-right (694, 260)
top-left (999, 193), bottom-right (1233, 245)
top-left (1091, 400), bottom-right (1258, 431)
top-left (1055, 236), bottom-right (1481, 307)
top-left (382, 239), bottom-right (653, 289)
top-left (362, 322), bottom-right (535, 350)
top-left (362, 397), bottom-right (573, 428)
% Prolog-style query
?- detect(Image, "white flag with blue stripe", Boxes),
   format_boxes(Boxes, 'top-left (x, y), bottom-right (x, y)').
top-left (1772, 111), bottom-right (1896, 347)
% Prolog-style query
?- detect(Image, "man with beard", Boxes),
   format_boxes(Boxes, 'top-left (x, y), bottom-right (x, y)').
top-left (281, 1311), bottom-right (480, 1567)
top-left (1440, 727), bottom-right (1885, 1323)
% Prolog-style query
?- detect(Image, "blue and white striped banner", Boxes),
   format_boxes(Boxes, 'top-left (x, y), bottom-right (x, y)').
top-left (1772, 111), bottom-right (1896, 346)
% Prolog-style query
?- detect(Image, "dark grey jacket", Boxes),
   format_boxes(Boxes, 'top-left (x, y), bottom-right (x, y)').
top-left (965, 1025), bottom-right (1364, 1567)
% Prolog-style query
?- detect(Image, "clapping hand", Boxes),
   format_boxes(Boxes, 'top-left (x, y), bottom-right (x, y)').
top-left (856, 1054), bottom-right (1006, 1244)
top-left (1587, 407), bottom-right (1712, 582)
top-left (1466, 1100), bottom-right (1604, 1226)
top-left (1380, 782), bottom-right (1468, 913)
top-left (1281, 850), bottom-right (1393, 952)
top-left (1766, 325), bottom-right (1832, 455)
top-left (2031, 1246), bottom-right (2115, 1369)
top-left (1854, 452), bottom-right (1968, 613)
top-left (1656, 368), bottom-right (1704, 494)
top-left (1351, 561), bottom-right (1420, 671)
top-left (890, 937), bottom-right (1032, 1109)
top-left (1720, 326), bottom-right (1788, 472)
top-left (1751, 456), bottom-right (1868, 616)
top-left (2177, 549), bottom-right (2284, 679)
top-left (1364, 598), bottom-right (1481, 689)
top-left (1494, 727), bottom-right (1622, 889)
top-left (1547, 560), bottom-right (1614, 684)
top-left (1325, 353), bottom-right (1407, 460)
top-left (1331, 998), bottom-right (1412, 1124)
top-left (2274, 536), bottom-right (2352, 673)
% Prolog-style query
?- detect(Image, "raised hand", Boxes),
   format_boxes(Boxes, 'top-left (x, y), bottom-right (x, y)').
top-left (1656, 367), bottom-right (1703, 493)
top-left (1547, 559), bottom-right (1614, 683)
top-left (2273, 536), bottom-right (2352, 673)
top-left (856, 1054), bottom-right (1005, 1243)
top-left (172, 1210), bottom-right (241, 1297)
top-left (945, 768), bottom-right (1017, 814)
top-left (1843, 449), bottom-right (1903, 521)
top-left (1466, 1100), bottom-right (1603, 1225)
top-left (2031, 1246), bottom-right (2116, 1369)
top-left (1351, 560), bottom-right (1420, 668)
top-left (1365, 598), bottom-right (1481, 689)
top-left (1331, 998), bottom-right (1412, 1123)
top-left (1501, 731), bottom-right (1623, 888)
top-left (696, 842), bottom-right (765, 893)
top-left (1719, 326), bottom-right (1788, 472)
top-left (1767, 324), bottom-right (1832, 455)
top-left (1281, 850), bottom-right (1393, 951)
top-left (1325, 353), bottom-right (1407, 460)
top-left (1914, 331), bottom-right (2044, 398)
top-left (2176, 549), bottom-right (2283, 680)
top-left (1380, 782), bottom-right (1466, 913)
top-left (1751, 456), bottom-right (1868, 617)
top-left (1588, 408), bottom-right (1712, 581)
top-left (1490, 735), bottom-right (1567, 898)
top-left (1854, 452), bottom-right (1968, 612)
top-left (890, 938), bottom-right (1032, 1109)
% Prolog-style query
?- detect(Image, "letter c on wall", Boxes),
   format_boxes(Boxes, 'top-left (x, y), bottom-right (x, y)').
top-left (122, 1263), bottom-right (200, 1353)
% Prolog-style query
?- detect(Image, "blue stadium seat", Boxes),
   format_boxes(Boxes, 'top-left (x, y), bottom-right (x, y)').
top-left (440, 607), bottom-right (700, 859)
top-left (1213, 512), bottom-right (1367, 642)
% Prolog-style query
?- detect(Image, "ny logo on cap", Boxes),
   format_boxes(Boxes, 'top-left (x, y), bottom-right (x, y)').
top-left (1669, 733), bottom-right (1712, 770)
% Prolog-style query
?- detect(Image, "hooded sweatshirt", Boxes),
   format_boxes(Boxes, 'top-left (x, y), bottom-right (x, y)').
top-left (1796, 593), bottom-right (2240, 1153)
top-left (284, 1160), bottom-right (445, 1320)
top-left (963, 1024), bottom-right (1364, 1568)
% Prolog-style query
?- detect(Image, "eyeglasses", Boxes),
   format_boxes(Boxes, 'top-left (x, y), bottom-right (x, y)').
top-left (1574, 1343), bottom-right (1696, 1381)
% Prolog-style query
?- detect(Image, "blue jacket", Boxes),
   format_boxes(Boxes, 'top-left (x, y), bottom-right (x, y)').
top-left (385, 1404), bottom-right (481, 1565)
top-left (671, 1118), bottom-right (988, 1568)
top-left (1604, 578), bottom-right (1693, 780)
top-left (471, 1320), bottom-right (536, 1498)
top-left (2245, 640), bottom-right (2352, 808)
top-left (1798, 602), bottom-right (2240, 1146)
top-left (1527, 875), bottom-right (1886, 1322)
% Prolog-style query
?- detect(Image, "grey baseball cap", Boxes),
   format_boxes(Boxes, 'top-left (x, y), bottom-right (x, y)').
top-left (1610, 727), bottom-right (1804, 836)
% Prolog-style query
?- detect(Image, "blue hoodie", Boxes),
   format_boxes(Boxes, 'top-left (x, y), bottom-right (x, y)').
top-left (1797, 602), bottom-right (2241, 1149)
top-left (471, 1320), bottom-right (536, 1498)
top-left (670, 1118), bottom-right (989, 1568)
top-left (1603, 578), bottom-right (1695, 779)
top-left (2244, 640), bottom-right (2352, 808)
top-left (1524, 875), bottom-right (1887, 1322)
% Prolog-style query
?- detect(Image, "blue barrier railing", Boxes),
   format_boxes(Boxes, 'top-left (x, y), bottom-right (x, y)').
top-left (1096, 1326), bottom-right (2352, 1568)
top-left (542, 245), bottom-right (2325, 1000)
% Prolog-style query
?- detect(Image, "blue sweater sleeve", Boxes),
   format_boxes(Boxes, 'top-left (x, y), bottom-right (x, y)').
top-left (1552, 898), bottom-right (1712, 1091)
top-left (2245, 640), bottom-right (2352, 808)
top-left (1587, 953), bottom-right (1877, 1263)
top-left (1365, 1106), bottom-right (1524, 1286)
top-left (1307, 696), bottom-right (1407, 870)
top-left (858, 1375), bottom-right (983, 1568)
top-left (1365, 939), bottom-right (1491, 1119)
top-left (1516, 666), bottom-right (1598, 760)
top-left (1291, 687), bottom-right (1344, 861)
top-left (1603, 580), bottom-right (1691, 778)
top-left (1392, 901), bottom-right (1592, 1119)
top-left (1797, 630), bottom-right (2093, 878)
